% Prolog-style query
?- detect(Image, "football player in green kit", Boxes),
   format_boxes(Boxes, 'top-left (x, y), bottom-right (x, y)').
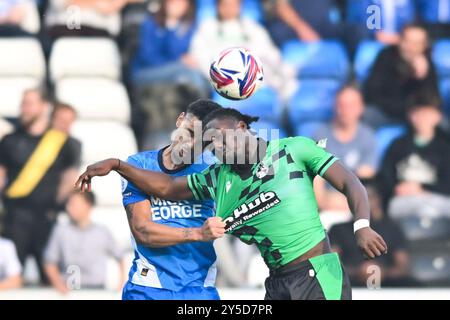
top-left (76, 107), bottom-right (388, 300)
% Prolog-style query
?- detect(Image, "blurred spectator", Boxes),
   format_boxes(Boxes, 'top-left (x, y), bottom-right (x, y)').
top-left (379, 93), bottom-right (450, 219)
top-left (329, 180), bottom-right (413, 287)
top-left (346, 0), bottom-right (416, 44)
top-left (130, 0), bottom-right (209, 98)
top-left (0, 0), bottom-right (36, 36)
top-left (363, 24), bottom-right (440, 128)
top-left (417, 0), bottom-right (450, 40)
top-left (44, 192), bottom-right (125, 293)
top-left (265, 0), bottom-right (365, 54)
top-left (313, 85), bottom-right (377, 212)
top-left (0, 118), bottom-right (14, 141)
top-left (50, 103), bottom-right (81, 205)
top-left (0, 237), bottom-right (23, 290)
top-left (0, 88), bottom-right (81, 284)
top-left (45, 0), bottom-right (129, 40)
top-left (190, 0), bottom-right (298, 100)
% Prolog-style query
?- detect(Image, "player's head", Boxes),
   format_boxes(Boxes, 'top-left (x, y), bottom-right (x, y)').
top-left (217, 0), bottom-right (241, 21)
top-left (20, 87), bottom-right (50, 128)
top-left (170, 99), bottom-right (222, 163)
top-left (156, 0), bottom-right (196, 25)
top-left (51, 102), bottom-right (77, 134)
top-left (407, 91), bottom-right (442, 137)
top-left (66, 191), bottom-right (96, 225)
top-left (334, 84), bottom-right (365, 127)
top-left (202, 107), bottom-right (259, 164)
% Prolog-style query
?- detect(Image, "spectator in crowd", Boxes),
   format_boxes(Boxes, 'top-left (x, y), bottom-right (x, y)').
top-left (264, 0), bottom-right (365, 54)
top-left (0, 237), bottom-right (22, 290)
top-left (364, 24), bottom-right (441, 128)
top-left (379, 93), bottom-right (450, 219)
top-left (313, 85), bottom-right (377, 212)
top-left (130, 0), bottom-right (209, 98)
top-left (190, 0), bottom-right (298, 100)
top-left (0, 118), bottom-right (14, 141)
top-left (0, 88), bottom-right (81, 284)
top-left (45, 0), bottom-right (129, 40)
top-left (0, 0), bottom-right (36, 36)
top-left (44, 191), bottom-right (125, 293)
top-left (346, 0), bottom-right (416, 44)
top-left (329, 180), bottom-right (412, 287)
top-left (417, 0), bottom-right (450, 40)
top-left (50, 103), bottom-right (81, 205)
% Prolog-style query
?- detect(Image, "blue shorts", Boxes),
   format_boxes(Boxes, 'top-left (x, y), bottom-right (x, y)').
top-left (122, 281), bottom-right (220, 300)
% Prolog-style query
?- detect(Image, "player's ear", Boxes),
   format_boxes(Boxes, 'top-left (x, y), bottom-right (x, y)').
top-left (176, 112), bottom-right (186, 128)
top-left (237, 120), bottom-right (247, 130)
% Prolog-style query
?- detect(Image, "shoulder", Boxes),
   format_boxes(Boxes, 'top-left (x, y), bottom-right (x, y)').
top-left (279, 136), bottom-right (317, 147)
top-left (0, 238), bottom-right (15, 252)
top-left (127, 150), bottom-right (158, 169)
top-left (196, 19), bottom-right (218, 33)
top-left (357, 124), bottom-right (376, 140)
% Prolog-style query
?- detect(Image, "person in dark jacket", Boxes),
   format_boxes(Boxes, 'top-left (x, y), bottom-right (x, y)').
top-left (378, 93), bottom-right (450, 219)
top-left (363, 24), bottom-right (441, 128)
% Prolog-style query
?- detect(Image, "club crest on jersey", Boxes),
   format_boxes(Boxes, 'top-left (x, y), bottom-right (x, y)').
top-left (256, 162), bottom-right (269, 179)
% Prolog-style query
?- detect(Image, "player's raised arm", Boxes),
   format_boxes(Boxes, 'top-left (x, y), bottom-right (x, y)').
top-left (75, 158), bottom-right (193, 200)
top-left (322, 161), bottom-right (388, 259)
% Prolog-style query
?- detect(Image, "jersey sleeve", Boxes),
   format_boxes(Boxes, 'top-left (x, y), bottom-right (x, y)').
top-left (286, 136), bottom-right (339, 177)
top-left (121, 156), bottom-right (148, 207)
top-left (186, 164), bottom-right (220, 201)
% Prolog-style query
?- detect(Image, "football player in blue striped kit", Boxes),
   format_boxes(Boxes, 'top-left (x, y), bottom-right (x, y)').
top-left (121, 100), bottom-right (224, 300)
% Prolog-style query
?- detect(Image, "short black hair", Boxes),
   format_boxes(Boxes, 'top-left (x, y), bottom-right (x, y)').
top-left (202, 107), bottom-right (259, 129)
top-left (406, 90), bottom-right (442, 113)
top-left (186, 99), bottom-right (223, 121)
top-left (70, 191), bottom-right (96, 207)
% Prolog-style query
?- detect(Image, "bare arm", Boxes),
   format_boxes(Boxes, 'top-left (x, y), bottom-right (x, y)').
top-left (276, 0), bottom-right (320, 42)
top-left (126, 201), bottom-right (224, 248)
top-left (57, 168), bottom-right (79, 204)
top-left (76, 158), bottom-right (193, 200)
top-left (0, 165), bottom-right (6, 193)
top-left (44, 264), bottom-right (69, 294)
top-left (323, 161), bottom-right (388, 259)
top-left (0, 275), bottom-right (22, 290)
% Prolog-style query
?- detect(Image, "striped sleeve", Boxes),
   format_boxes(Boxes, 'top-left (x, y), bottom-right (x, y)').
top-left (187, 165), bottom-right (220, 200)
top-left (286, 136), bottom-right (339, 177)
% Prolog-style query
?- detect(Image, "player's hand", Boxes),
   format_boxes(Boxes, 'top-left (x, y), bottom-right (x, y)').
top-left (200, 217), bottom-right (226, 241)
top-left (355, 227), bottom-right (388, 259)
top-left (75, 158), bottom-right (119, 192)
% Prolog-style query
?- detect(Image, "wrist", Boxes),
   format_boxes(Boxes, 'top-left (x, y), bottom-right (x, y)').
top-left (112, 158), bottom-right (121, 171)
top-left (354, 219), bottom-right (370, 234)
top-left (191, 228), bottom-right (204, 242)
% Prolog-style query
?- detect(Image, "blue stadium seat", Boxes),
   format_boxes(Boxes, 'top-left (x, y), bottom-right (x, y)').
top-left (196, 0), bottom-right (263, 22)
top-left (250, 120), bottom-right (288, 140)
top-left (432, 40), bottom-right (450, 78)
top-left (346, 0), bottom-right (415, 33)
top-left (294, 121), bottom-right (325, 138)
top-left (212, 86), bottom-right (281, 121)
top-left (287, 80), bottom-right (340, 125)
top-left (282, 40), bottom-right (350, 82)
top-left (354, 40), bottom-right (385, 83)
top-left (439, 78), bottom-right (450, 116)
top-left (375, 124), bottom-right (406, 165)
top-left (416, 0), bottom-right (450, 23)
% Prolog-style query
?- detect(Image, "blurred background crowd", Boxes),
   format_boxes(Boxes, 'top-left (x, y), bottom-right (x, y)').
top-left (1, 0), bottom-right (450, 294)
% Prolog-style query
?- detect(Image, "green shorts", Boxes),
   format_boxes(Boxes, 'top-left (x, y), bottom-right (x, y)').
top-left (264, 252), bottom-right (352, 300)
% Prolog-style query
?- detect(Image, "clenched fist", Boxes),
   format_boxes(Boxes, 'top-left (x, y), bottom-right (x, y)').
top-left (200, 217), bottom-right (226, 241)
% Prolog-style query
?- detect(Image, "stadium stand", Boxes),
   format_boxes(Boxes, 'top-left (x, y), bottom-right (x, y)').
top-left (353, 40), bottom-right (385, 83)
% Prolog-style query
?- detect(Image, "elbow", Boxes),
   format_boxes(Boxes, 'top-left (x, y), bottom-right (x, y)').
top-left (132, 226), bottom-right (162, 248)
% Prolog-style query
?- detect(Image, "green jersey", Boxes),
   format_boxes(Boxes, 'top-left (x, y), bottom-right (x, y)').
top-left (187, 137), bottom-right (338, 268)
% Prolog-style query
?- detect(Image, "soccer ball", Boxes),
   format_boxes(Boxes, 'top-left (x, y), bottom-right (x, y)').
top-left (209, 47), bottom-right (264, 100)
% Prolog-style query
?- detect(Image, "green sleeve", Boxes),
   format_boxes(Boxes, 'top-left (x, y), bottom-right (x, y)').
top-left (186, 165), bottom-right (220, 200)
top-left (285, 136), bottom-right (338, 177)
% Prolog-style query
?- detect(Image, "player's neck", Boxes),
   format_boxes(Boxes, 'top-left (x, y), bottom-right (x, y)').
top-left (162, 144), bottom-right (185, 171)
